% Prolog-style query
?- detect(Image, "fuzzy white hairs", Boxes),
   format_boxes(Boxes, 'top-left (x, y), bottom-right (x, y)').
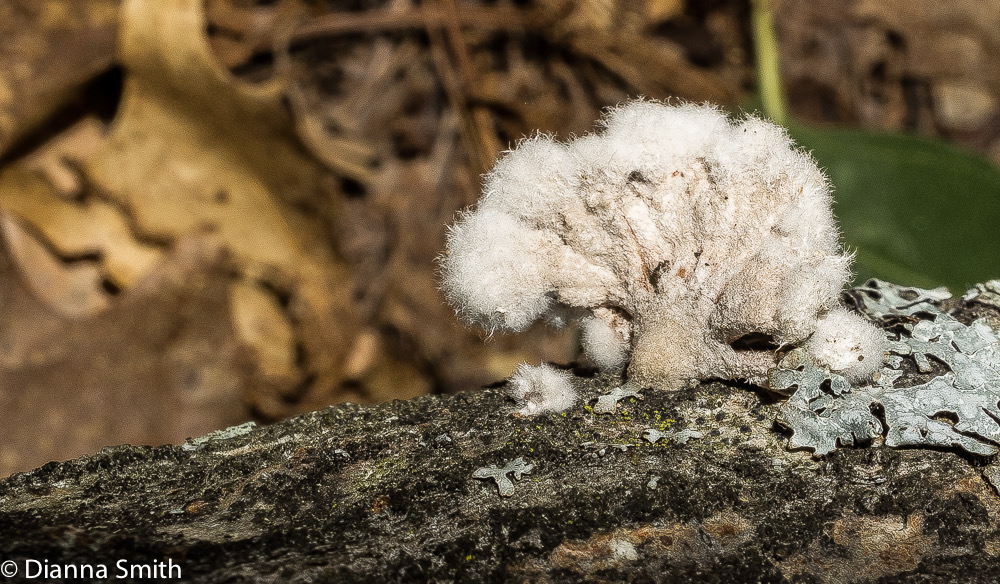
top-left (506, 363), bottom-right (578, 415)
top-left (440, 100), bottom-right (886, 393)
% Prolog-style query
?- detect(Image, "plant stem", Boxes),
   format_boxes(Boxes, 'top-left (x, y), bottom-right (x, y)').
top-left (751, 0), bottom-right (789, 126)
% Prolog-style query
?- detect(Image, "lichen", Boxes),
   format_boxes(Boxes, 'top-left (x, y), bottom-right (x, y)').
top-left (849, 278), bottom-right (952, 319)
top-left (181, 421), bottom-right (258, 451)
top-left (594, 385), bottom-right (642, 414)
top-left (771, 349), bottom-right (885, 455)
top-left (774, 279), bottom-right (1000, 456)
top-left (472, 457), bottom-right (534, 497)
top-left (643, 428), bottom-right (703, 445)
top-left (964, 280), bottom-right (1000, 311)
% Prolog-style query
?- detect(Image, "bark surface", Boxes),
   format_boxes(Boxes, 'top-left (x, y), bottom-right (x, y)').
top-left (2, 299), bottom-right (1000, 583)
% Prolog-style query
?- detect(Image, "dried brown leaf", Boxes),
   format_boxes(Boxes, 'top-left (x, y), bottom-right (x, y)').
top-left (79, 0), bottom-right (373, 411)
top-left (0, 166), bottom-right (162, 290)
top-left (0, 234), bottom-right (252, 477)
top-left (0, 0), bottom-right (118, 158)
top-left (0, 213), bottom-right (110, 317)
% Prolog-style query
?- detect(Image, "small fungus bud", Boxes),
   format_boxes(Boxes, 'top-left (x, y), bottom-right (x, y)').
top-left (506, 363), bottom-right (578, 416)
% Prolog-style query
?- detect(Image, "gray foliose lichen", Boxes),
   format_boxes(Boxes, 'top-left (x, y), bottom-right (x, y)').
top-left (964, 280), bottom-right (1000, 310)
top-left (473, 457), bottom-right (534, 497)
top-left (771, 279), bottom-right (1000, 456)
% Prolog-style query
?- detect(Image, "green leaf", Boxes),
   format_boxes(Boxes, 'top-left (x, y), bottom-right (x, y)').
top-left (789, 125), bottom-right (1000, 291)
top-left (739, 0), bottom-right (1000, 292)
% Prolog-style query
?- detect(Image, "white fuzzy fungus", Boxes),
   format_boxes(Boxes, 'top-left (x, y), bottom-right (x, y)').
top-left (440, 99), bottom-right (886, 390)
top-left (506, 363), bottom-right (578, 415)
top-left (579, 308), bottom-right (631, 373)
top-left (803, 307), bottom-right (886, 382)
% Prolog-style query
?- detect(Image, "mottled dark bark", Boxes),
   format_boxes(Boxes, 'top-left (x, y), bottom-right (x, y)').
top-left (2, 299), bottom-right (1000, 583)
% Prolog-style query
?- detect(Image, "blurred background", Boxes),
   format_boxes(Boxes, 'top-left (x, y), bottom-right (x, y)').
top-left (0, 0), bottom-right (998, 476)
